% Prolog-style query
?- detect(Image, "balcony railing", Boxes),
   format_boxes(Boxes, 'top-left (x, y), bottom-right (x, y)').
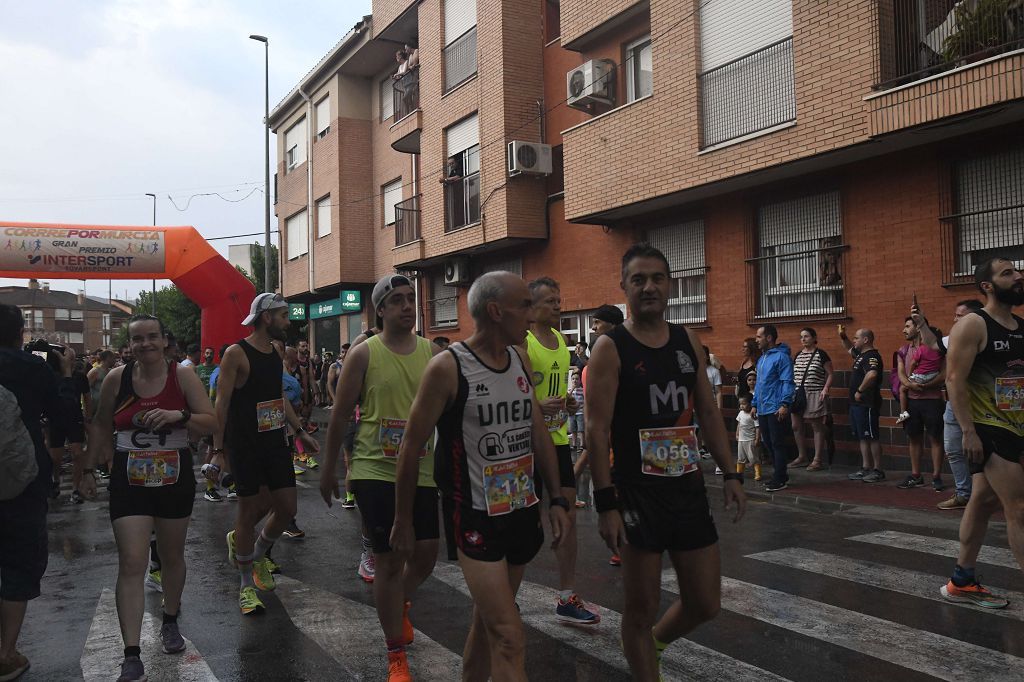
top-left (392, 68), bottom-right (420, 122)
top-left (874, 0), bottom-right (1024, 89)
top-left (699, 38), bottom-right (796, 148)
top-left (394, 195), bottom-right (421, 247)
top-left (444, 26), bottom-right (478, 92)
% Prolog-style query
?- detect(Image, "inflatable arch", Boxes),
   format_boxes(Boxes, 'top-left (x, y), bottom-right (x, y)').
top-left (0, 222), bottom-right (256, 354)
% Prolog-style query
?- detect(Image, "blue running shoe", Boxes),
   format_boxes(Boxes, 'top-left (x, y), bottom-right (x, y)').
top-left (555, 594), bottom-right (600, 625)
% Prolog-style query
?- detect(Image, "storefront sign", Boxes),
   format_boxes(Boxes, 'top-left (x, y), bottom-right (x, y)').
top-left (340, 290), bottom-right (361, 312)
top-left (289, 303), bottom-right (306, 320)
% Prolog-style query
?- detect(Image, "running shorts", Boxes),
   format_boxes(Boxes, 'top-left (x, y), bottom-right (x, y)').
top-left (535, 444), bottom-right (576, 499)
top-left (351, 479), bottom-right (439, 553)
top-left (849, 404), bottom-right (880, 441)
top-left (108, 448), bottom-right (196, 521)
top-left (969, 424), bottom-right (1024, 475)
top-left (617, 478), bottom-right (718, 553)
top-left (452, 504), bottom-right (544, 566)
top-left (227, 441), bottom-right (294, 497)
top-left (905, 398), bottom-right (944, 440)
top-left (49, 420), bottom-right (85, 446)
top-left (0, 491), bottom-right (48, 601)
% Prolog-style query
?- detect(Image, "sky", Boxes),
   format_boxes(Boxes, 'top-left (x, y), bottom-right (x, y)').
top-left (0, 0), bottom-right (370, 302)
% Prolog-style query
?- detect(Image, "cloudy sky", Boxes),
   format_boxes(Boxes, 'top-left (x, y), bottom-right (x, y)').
top-left (0, 0), bottom-right (369, 301)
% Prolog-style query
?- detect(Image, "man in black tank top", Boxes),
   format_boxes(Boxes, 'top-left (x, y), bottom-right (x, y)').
top-left (585, 244), bottom-right (746, 680)
top-left (942, 257), bottom-right (1024, 608)
top-left (212, 293), bottom-right (320, 616)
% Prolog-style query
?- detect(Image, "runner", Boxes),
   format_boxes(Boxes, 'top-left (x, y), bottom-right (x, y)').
top-left (48, 357), bottom-right (90, 502)
top-left (584, 244), bottom-right (746, 680)
top-left (390, 271), bottom-right (570, 682)
top-left (296, 340), bottom-right (318, 433)
top-left (940, 257), bottom-right (1024, 608)
top-left (522, 276), bottom-right (599, 625)
top-left (87, 349), bottom-right (117, 479)
top-left (211, 293), bottom-right (320, 615)
top-left (321, 274), bottom-right (442, 682)
top-left (88, 314), bottom-right (218, 682)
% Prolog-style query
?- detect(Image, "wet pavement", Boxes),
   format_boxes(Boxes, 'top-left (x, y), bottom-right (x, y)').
top-left (17, 423), bottom-right (1024, 681)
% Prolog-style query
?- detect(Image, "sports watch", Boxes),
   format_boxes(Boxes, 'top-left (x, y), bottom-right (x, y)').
top-left (549, 496), bottom-right (571, 511)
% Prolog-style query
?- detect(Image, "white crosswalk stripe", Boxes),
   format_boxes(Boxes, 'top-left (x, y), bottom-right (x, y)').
top-left (431, 562), bottom-right (790, 682)
top-left (661, 571), bottom-right (1024, 682)
top-left (848, 530), bottom-right (1018, 569)
top-left (747, 547), bottom-right (1024, 621)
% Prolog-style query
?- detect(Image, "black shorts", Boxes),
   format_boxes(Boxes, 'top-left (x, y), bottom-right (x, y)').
top-left (351, 479), bottom-right (439, 553)
top-left (451, 503), bottom-right (544, 566)
top-left (228, 441), bottom-right (295, 497)
top-left (0, 490), bottom-right (48, 601)
top-left (108, 449), bottom-right (196, 521)
top-left (49, 420), bottom-right (85, 447)
top-left (617, 476), bottom-right (718, 553)
top-left (970, 424), bottom-right (1024, 475)
top-left (905, 398), bottom-right (944, 440)
top-left (534, 444), bottom-right (576, 499)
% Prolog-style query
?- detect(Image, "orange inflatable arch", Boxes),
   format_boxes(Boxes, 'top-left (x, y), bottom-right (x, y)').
top-left (0, 222), bottom-right (256, 355)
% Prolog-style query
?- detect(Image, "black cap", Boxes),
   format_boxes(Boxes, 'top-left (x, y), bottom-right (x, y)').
top-left (593, 304), bottom-right (624, 325)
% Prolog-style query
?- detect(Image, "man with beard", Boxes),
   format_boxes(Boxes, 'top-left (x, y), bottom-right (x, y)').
top-left (940, 256), bottom-right (1024, 608)
top-left (212, 293), bottom-right (320, 615)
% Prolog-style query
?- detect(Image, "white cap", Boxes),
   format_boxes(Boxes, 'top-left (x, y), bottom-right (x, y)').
top-left (241, 293), bottom-right (288, 326)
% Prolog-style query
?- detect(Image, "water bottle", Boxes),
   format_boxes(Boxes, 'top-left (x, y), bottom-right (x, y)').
top-left (200, 463), bottom-right (235, 488)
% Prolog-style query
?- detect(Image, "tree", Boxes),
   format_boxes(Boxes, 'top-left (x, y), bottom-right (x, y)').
top-left (238, 242), bottom-right (279, 294)
top-left (120, 285), bottom-right (202, 349)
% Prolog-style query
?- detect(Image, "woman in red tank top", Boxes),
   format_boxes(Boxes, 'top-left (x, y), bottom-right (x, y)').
top-left (88, 315), bottom-right (217, 681)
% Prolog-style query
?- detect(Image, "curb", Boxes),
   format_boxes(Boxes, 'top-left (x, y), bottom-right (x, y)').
top-left (703, 479), bottom-right (863, 515)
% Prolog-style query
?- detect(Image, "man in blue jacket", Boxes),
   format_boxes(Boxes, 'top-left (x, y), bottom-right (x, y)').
top-left (754, 324), bottom-right (796, 492)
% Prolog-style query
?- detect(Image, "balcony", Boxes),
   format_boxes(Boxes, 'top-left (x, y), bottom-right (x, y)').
top-left (444, 26), bottom-right (477, 93)
top-left (390, 69), bottom-right (421, 153)
top-left (392, 195), bottom-right (424, 266)
top-left (444, 170), bottom-right (480, 233)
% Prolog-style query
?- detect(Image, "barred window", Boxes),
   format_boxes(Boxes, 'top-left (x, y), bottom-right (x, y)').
top-left (754, 191), bottom-right (845, 318)
top-left (430, 271), bottom-right (458, 327)
top-left (647, 221), bottom-right (707, 324)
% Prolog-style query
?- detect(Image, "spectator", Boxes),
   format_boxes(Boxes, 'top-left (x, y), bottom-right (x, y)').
top-left (196, 347), bottom-right (217, 394)
top-left (703, 345), bottom-right (723, 409)
top-left (753, 325), bottom-right (796, 492)
top-left (180, 344), bottom-right (200, 368)
top-left (118, 344), bottom-right (132, 366)
top-left (735, 396), bottom-right (761, 482)
top-left (895, 317), bottom-right (947, 490)
top-left (571, 340), bottom-right (588, 369)
top-left (736, 337), bottom-right (760, 401)
top-left (0, 304), bottom-right (84, 680)
top-left (568, 367), bottom-right (585, 450)
top-left (433, 336), bottom-right (450, 350)
top-left (839, 325), bottom-right (885, 483)
top-left (790, 328), bottom-right (833, 471)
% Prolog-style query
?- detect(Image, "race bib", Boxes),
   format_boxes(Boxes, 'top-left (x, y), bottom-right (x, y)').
top-left (639, 426), bottom-right (699, 477)
top-left (995, 377), bottom-right (1024, 412)
top-left (126, 450), bottom-right (180, 487)
top-left (483, 454), bottom-right (539, 516)
top-left (545, 410), bottom-right (568, 433)
top-left (256, 398), bottom-right (286, 432)
top-left (378, 417), bottom-right (427, 459)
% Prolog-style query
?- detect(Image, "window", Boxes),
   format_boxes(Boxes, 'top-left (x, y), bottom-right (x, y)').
top-left (284, 117), bottom-right (307, 172)
top-left (316, 196), bottom-right (331, 238)
top-left (286, 209), bottom-right (309, 260)
top-left (444, 0), bottom-right (477, 91)
top-left (22, 309), bottom-right (42, 329)
top-left (381, 77), bottom-right (395, 122)
top-left (943, 147), bottom-right (1024, 281)
top-left (625, 34), bottom-right (652, 102)
top-left (55, 308), bottom-right (70, 320)
top-left (430, 271), bottom-right (458, 327)
top-left (476, 257), bottom-right (522, 277)
top-left (102, 313), bottom-right (111, 331)
top-left (545, 0), bottom-right (560, 43)
top-left (445, 114), bottom-right (481, 232)
top-left (699, 0), bottom-right (794, 147)
top-left (755, 191), bottom-right (845, 319)
top-left (382, 179), bottom-right (403, 226)
top-left (70, 309), bottom-right (83, 321)
top-left (67, 332), bottom-right (84, 344)
top-left (315, 96), bottom-right (330, 138)
top-left (648, 221), bottom-right (707, 324)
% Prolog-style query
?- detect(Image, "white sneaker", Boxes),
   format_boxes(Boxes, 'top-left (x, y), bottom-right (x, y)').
top-left (715, 466), bottom-right (723, 475)
top-left (357, 550), bottom-right (376, 583)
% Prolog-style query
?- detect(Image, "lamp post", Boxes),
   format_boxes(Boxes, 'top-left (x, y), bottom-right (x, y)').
top-left (249, 34), bottom-right (272, 293)
top-left (145, 193), bottom-right (156, 314)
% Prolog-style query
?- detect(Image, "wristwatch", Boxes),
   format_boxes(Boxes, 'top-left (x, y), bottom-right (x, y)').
top-left (179, 409), bottom-right (192, 423)
top-left (549, 496), bottom-right (571, 511)
top-left (723, 472), bottom-right (744, 485)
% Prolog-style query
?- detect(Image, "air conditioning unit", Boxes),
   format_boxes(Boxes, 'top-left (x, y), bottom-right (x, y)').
top-left (566, 59), bottom-right (615, 110)
top-left (507, 141), bottom-right (553, 177)
top-left (443, 257), bottom-right (470, 286)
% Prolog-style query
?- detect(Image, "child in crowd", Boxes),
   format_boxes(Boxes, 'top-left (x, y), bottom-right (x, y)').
top-left (736, 396), bottom-right (761, 481)
top-left (568, 367), bottom-right (584, 451)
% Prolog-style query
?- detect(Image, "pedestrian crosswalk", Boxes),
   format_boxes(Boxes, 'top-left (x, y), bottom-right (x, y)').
top-left (849, 529), bottom-right (1019, 569)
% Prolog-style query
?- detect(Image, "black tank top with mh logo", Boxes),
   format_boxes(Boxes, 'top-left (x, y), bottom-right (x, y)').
top-left (606, 323), bottom-right (703, 488)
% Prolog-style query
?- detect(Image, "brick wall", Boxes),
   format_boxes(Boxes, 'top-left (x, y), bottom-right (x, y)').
top-left (372, 0), bottom-right (416, 37)
top-left (560, 0), bottom-right (645, 47)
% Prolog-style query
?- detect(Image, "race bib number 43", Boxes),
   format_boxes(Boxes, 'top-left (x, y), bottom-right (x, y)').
top-left (995, 377), bottom-right (1024, 412)
top-left (379, 418), bottom-right (428, 459)
top-left (126, 450), bottom-right (180, 487)
top-left (483, 454), bottom-right (539, 516)
top-left (256, 399), bottom-right (286, 432)
top-left (639, 426), bottom-right (699, 477)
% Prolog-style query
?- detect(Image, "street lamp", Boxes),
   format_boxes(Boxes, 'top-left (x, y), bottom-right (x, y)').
top-left (250, 34), bottom-right (272, 293)
top-left (144, 193), bottom-right (157, 313)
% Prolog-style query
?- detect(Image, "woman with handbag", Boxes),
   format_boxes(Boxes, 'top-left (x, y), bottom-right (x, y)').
top-left (791, 327), bottom-right (833, 471)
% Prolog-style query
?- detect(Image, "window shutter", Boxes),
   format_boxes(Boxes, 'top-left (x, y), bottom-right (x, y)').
top-left (286, 210), bottom-right (308, 259)
top-left (758, 191), bottom-right (841, 248)
top-left (315, 97), bottom-right (330, 134)
top-left (383, 180), bottom-right (403, 225)
top-left (445, 0), bottom-right (477, 46)
top-left (700, 0), bottom-right (792, 71)
top-left (446, 114), bottom-right (479, 157)
top-left (381, 78), bottom-right (394, 121)
top-left (648, 221), bottom-right (704, 274)
top-left (956, 149), bottom-right (1024, 252)
top-left (284, 117), bottom-right (307, 167)
top-left (317, 197), bottom-right (331, 238)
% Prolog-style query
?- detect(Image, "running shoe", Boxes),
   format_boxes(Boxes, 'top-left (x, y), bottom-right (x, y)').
top-left (402, 601), bottom-right (414, 645)
top-left (699, 448), bottom-right (711, 460)
top-left (226, 530), bottom-right (237, 567)
top-left (0, 651), bottom-right (29, 681)
top-left (941, 580), bottom-right (1009, 609)
top-left (305, 422), bottom-right (320, 435)
top-left (387, 650), bottom-right (412, 682)
top-left (341, 494), bottom-right (357, 509)
top-left (932, 477), bottom-right (945, 492)
top-left (117, 656), bottom-right (146, 682)
top-left (714, 467), bottom-right (723, 475)
top-left (608, 554), bottom-right (621, 566)
top-left (283, 520), bottom-right (305, 539)
top-left (160, 622), bottom-right (186, 654)
top-left (252, 557), bottom-right (277, 591)
top-left (265, 556), bottom-right (281, 575)
top-left (862, 469), bottom-right (886, 483)
top-left (204, 489), bottom-right (223, 502)
top-left (575, 499), bottom-right (586, 508)
top-left (305, 456), bottom-right (319, 470)
top-left (847, 469), bottom-right (869, 481)
top-left (764, 481), bottom-right (788, 492)
top-left (293, 463), bottom-right (306, 476)
top-left (71, 490), bottom-right (84, 504)
top-left (358, 550), bottom-right (376, 583)
top-left (145, 569), bottom-right (163, 593)
top-left (555, 594), bottom-right (600, 625)
top-left (226, 488), bottom-right (238, 500)
top-left (937, 495), bottom-right (968, 510)
top-left (895, 411), bottom-right (910, 424)
top-left (897, 474), bottom-right (924, 489)
top-left (239, 586), bottom-right (265, 615)
top-left (96, 465), bottom-right (111, 479)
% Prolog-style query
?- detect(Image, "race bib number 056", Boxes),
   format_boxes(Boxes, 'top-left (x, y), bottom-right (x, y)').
top-left (483, 454), bottom-right (539, 516)
top-left (256, 398), bottom-right (286, 432)
top-left (379, 418), bottom-right (428, 459)
top-left (639, 426), bottom-right (699, 477)
top-left (126, 450), bottom-right (180, 487)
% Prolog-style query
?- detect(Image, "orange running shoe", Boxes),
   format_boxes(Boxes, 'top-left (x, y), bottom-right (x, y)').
top-left (402, 600), bottom-right (414, 645)
top-left (387, 650), bottom-right (412, 682)
top-left (940, 579), bottom-right (1009, 609)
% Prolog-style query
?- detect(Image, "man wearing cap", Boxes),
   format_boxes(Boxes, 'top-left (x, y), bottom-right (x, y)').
top-left (321, 274), bottom-right (442, 682)
top-left (212, 293), bottom-right (320, 615)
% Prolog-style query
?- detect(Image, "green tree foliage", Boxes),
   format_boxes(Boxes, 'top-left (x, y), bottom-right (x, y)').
top-left (124, 285), bottom-right (202, 349)
top-left (237, 242), bottom-right (279, 294)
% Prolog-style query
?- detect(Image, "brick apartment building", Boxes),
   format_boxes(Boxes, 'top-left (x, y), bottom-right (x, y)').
top-left (270, 0), bottom-right (1023, 464)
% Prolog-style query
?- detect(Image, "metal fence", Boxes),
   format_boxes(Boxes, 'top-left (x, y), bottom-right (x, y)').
top-left (874, 0), bottom-right (1024, 89)
top-left (444, 27), bottom-right (478, 93)
top-left (394, 195), bottom-right (421, 247)
top-left (747, 241), bottom-right (848, 320)
top-left (392, 69), bottom-right (420, 122)
top-left (699, 37), bottom-right (795, 148)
